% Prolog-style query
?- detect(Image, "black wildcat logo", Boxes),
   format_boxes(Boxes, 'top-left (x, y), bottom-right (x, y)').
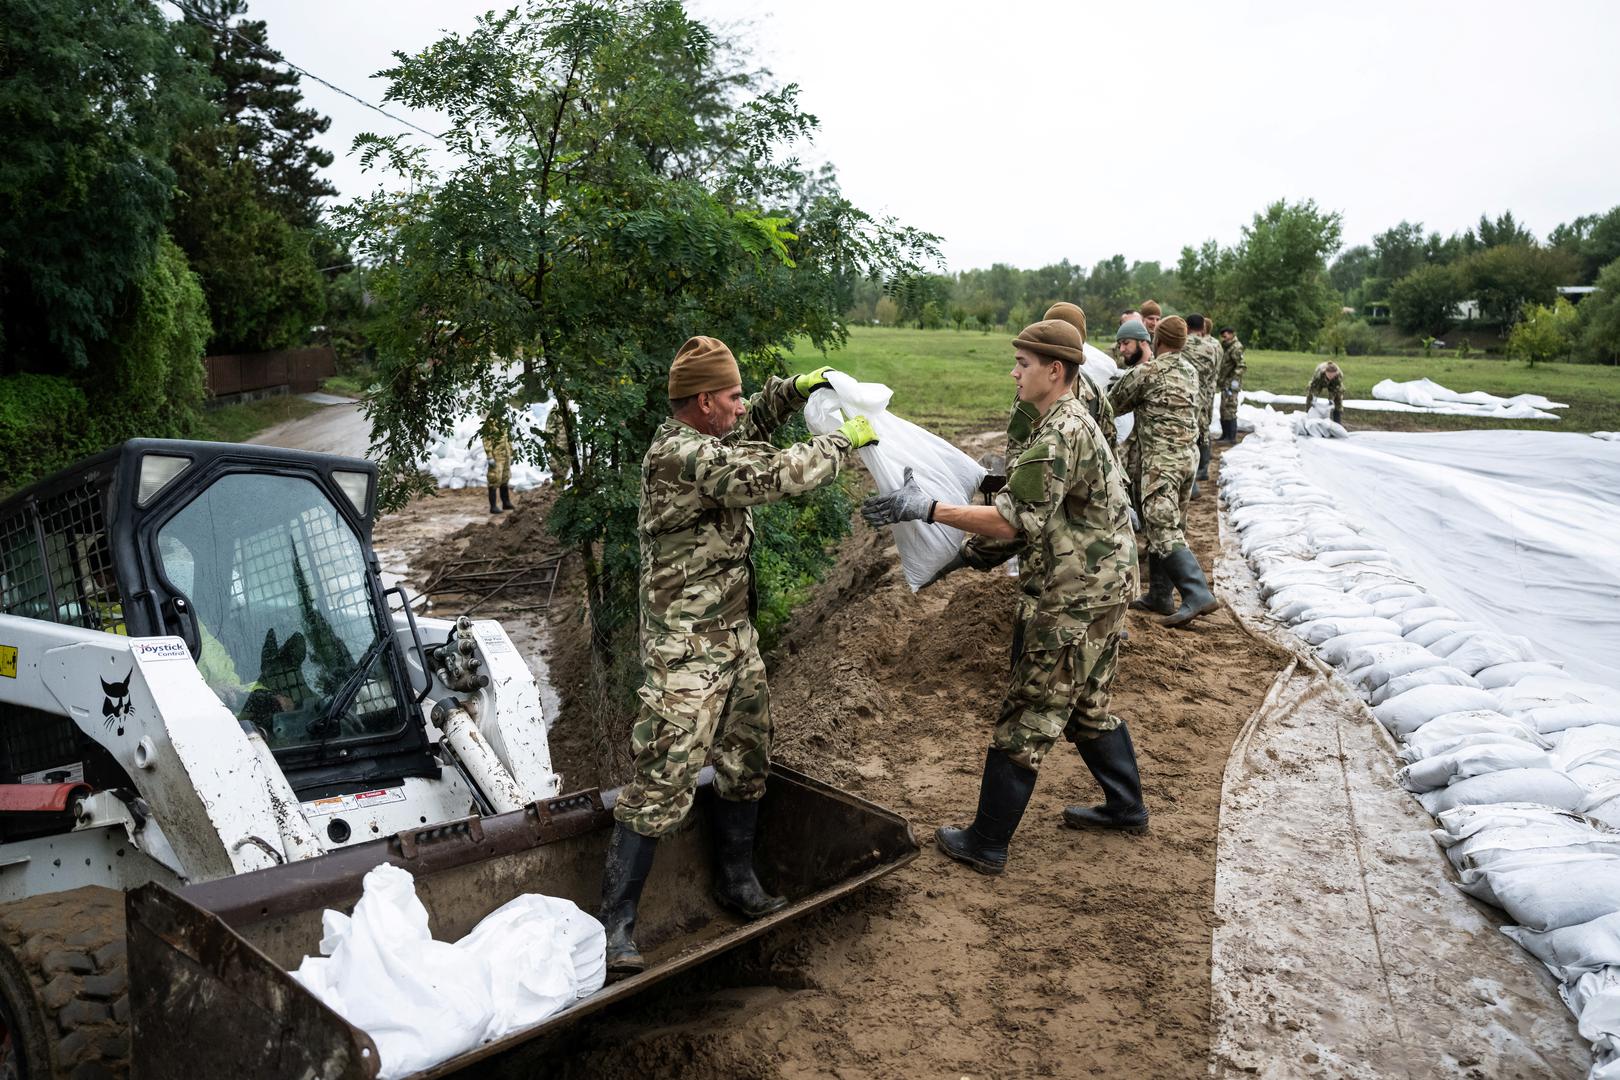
top-left (101, 670), bottom-right (133, 735)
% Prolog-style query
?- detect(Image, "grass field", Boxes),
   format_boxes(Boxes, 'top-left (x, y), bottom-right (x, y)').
top-left (194, 393), bottom-right (325, 443)
top-left (785, 327), bottom-right (1620, 436)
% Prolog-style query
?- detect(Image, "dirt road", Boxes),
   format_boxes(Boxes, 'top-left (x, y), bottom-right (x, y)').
top-left (395, 441), bottom-right (1289, 1079)
top-left (248, 395), bottom-right (372, 457)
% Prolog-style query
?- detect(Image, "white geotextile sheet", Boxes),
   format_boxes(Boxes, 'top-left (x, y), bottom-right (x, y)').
top-left (805, 371), bottom-right (985, 590)
top-left (1241, 379), bottom-right (1563, 421)
top-left (292, 863), bottom-right (605, 1079)
top-left (1296, 431), bottom-right (1620, 691)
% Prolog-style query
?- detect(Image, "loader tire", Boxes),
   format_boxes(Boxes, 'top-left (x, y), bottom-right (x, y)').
top-left (0, 886), bottom-right (130, 1080)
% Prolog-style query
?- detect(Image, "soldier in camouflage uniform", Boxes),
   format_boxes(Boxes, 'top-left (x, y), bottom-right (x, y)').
top-left (1183, 315), bottom-right (1223, 485)
top-left (598, 336), bottom-right (877, 977)
top-left (1217, 326), bottom-right (1246, 443)
top-left (480, 412), bottom-right (515, 514)
top-left (1108, 316), bottom-right (1219, 628)
top-left (862, 319), bottom-right (1147, 875)
top-left (1306, 360), bottom-right (1346, 425)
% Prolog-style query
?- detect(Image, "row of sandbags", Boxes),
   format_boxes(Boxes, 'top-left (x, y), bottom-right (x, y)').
top-left (1220, 411), bottom-right (1620, 1078)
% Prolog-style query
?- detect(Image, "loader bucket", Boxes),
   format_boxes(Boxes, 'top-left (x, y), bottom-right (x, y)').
top-left (126, 764), bottom-right (917, 1080)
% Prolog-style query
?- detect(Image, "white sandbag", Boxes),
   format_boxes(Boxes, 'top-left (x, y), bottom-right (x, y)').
top-left (1557, 727), bottom-right (1620, 768)
top-left (1458, 856), bottom-right (1620, 931)
top-left (1355, 582), bottom-right (1428, 603)
top-left (1316, 548), bottom-right (1392, 567)
top-left (1404, 620), bottom-right (1491, 649)
top-left (1530, 704), bottom-right (1620, 734)
top-left (1507, 913), bottom-right (1620, 984)
top-left (1567, 968), bottom-right (1620, 1057)
top-left (1475, 662), bottom-right (1568, 690)
top-left (1443, 634), bottom-right (1539, 674)
top-left (292, 865), bottom-right (496, 1079)
top-left (1392, 606), bottom-right (1461, 634)
top-left (1397, 742), bottom-right (1552, 792)
top-left (1293, 616), bottom-right (1400, 645)
top-left (1403, 729), bottom-right (1546, 764)
top-left (1435, 802), bottom-right (1597, 844)
top-left (1457, 850), bottom-right (1620, 909)
top-left (1264, 583), bottom-right (1345, 614)
top-left (1272, 593), bottom-right (1375, 624)
top-left (1368, 665), bottom-right (1482, 707)
top-left (1348, 652), bottom-right (1450, 694)
top-left (806, 375), bottom-right (984, 591)
top-left (1439, 818), bottom-right (1620, 870)
top-left (1417, 768), bottom-right (1588, 816)
top-left (1498, 678), bottom-right (1620, 715)
top-left (1372, 594), bottom-right (1443, 619)
top-left (1375, 686), bottom-right (1509, 738)
top-left (456, 894), bottom-right (606, 1038)
top-left (1402, 711), bottom-right (1545, 760)
top-left (1317, 631), bottom-right (1404, 666)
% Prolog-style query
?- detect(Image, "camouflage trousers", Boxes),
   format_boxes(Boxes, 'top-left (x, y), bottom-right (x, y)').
top-left (994, 603), bottom-right (1128, 771)
top-left (483, 435), bottom-right (512, 486)
top-left (614, 622), bottom-right (771, 838)
top-left (1135, 446), bottom-right (1196, 557)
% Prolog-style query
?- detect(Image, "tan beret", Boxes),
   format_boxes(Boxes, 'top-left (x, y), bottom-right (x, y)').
top-left (668, 336), bottom-right (742, 399)
top-left (1043, 302), bottom-right (1087, 344)
top-left (1139, 299), bottom-right (1162, 318)
top-left (1013, 319), bottom-right (1084, 365)
top-left (1154, 315), bottom-right (1188, 354)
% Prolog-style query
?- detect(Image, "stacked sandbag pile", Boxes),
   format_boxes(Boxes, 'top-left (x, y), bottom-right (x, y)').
top-left (417, 399), bottom-right (556, 491)
top-left (1221, 410), bottom-right (1620, 1078)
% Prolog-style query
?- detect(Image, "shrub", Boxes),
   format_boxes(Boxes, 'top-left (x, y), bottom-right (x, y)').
top-left (1316, 315), bottom-right (1380, 356)
top-left (0, 374), bottom-right (97, 496)
top-left (1508, 298), bottom-right (1579, 367)
top-left (1390, 263), bottom-right (1464, 335)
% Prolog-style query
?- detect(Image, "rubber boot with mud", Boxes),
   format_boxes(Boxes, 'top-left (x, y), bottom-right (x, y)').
top-left (1129, 555), bottom-right (1175, 616)
top-left (1063, 724), bottom-right (1149, 833)
top-left (1196, 439), bottom-right (1210, 481)
top-left (936, 747), bottom-right (1037, 875)
top-left (1219, 418), bottom-right (1238, 445)
top-left (487, 485), bottom-right (503, 514)
top-left (500, 483), bottom-right (514, 510)
top-left (1161, 546), bottom-right (1219, 628)
top-left (1332, 407), bottom-right (1345, 428)
top-left (711, 796), bottom-right (788, 918)
top-left (599, 822), bottom-right (658, 979)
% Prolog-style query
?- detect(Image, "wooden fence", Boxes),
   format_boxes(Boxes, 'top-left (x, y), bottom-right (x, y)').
top-left (203, 346), bottom-right (337, 398)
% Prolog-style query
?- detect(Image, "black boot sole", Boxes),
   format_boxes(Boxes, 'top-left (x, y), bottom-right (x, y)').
top-left (1130, 597), bottom-right (1176, 615)
top-left (1062, 808), bottom-right (1149, 834)
top-left (935, 827), bottom-right (1005, 875)
top-left (1163, 597), bottom-right (1220, 628)
top-left (714, 891), bottom-right (789, 920)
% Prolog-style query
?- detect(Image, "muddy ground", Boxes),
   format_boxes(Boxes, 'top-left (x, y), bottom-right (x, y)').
top-left (376, 441), bottom-right (1290, 1079)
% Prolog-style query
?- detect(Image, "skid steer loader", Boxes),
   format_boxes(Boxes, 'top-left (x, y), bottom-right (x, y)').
top-left (0, 439), bottom-right (918, 1079)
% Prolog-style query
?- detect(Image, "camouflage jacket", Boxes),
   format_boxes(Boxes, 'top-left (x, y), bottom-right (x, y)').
top-left (1218, 338), bottom-right (1246, 387)
top-left (1306, 363), bottom-right (1345, 408)
top-left (990, 394), bottom-right (1138, 638)
top-left (639, 377), bottom-right (850, 635)
top-left (1184, 335), bottom-right (1222, 404)
top-left (1107, 351), bottom-right (1200, 465)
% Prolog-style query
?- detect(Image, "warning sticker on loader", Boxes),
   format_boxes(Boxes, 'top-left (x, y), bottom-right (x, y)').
top-left (301, 788), bottom-right (405, 817)
top-left (0, 645), bottom-right (15, 678)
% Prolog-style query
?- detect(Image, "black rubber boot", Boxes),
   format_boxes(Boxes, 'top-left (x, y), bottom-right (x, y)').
top-left (1196, 438), bottom-right (1210, 481)
top-left (1063, 724), bottom-right (1149, 833)
top-left (1219, 418), bottom-right (1238, 444)
top-left (1129, 555), bottom-right (1176, 616)
top-left (1190, 478), bottom-right (1200, 500)
top-left (711, 797), bottom-right (787, 918)
top-left (936, 747), bottom-right (1037, 875)
top-left (487, 485), bottom-right (503, 514)
top-left (599, 822), bottom-right (658, 979)
top-left (1332, 407), bottom-right (1345, 427)
top-left (500, 483), bottom-right (514, 509)
top-left (1161, 546), bottom-right (1219, 628)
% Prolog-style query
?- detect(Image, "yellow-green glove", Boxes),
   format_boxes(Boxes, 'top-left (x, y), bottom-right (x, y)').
top-left (837, 415), bottom-right (878, 449)
top-left (795, 365), bottom-right (836, 397)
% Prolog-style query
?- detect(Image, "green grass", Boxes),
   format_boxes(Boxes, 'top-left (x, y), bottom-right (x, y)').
top-left (320, 372), bottom-right (372, 398)
top-left (194, 394), bottom-right (325, 443)
top-left (786, 327), bottom-right (1620, 435)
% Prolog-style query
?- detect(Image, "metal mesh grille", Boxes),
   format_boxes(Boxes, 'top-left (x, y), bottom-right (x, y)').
top-left (0, 481), bottom-right (124, 634)
top-left (0, 706), bottom-right (80, 782)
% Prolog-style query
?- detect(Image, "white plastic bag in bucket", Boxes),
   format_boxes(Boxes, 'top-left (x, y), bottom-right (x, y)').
top-left (804, 371), bottom-right (986, 591)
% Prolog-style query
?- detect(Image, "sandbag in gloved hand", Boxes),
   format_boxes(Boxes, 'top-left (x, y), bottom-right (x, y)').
top-left (795, 366), bottom-right (838, 397)
top-left (861, 466), bottom-right (936, 526)
top-left (837, 415), bottom-right (879, 448)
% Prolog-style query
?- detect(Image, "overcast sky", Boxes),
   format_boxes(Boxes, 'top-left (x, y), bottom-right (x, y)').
top-left (249, 0), bottom-right (1620, 272)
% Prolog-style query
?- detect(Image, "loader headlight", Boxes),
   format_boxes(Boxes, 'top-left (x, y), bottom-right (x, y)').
top-left (333, 470), bottom-right (372, 518)
top-left (137, 454), bottom-right (192, 506)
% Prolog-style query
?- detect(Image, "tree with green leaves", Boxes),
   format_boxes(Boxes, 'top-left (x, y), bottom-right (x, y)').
top-left (1508, 297), bottom-right (1579, 366)
top-left (0, 0), bottom-right (212, 374)
top-left (1460, 244), bottom-right (1580, 330)
top-left (1575, 258), bottom-right (1620, 364)
top-left (1223, 199), bottom-right (1343, 349)
top-left (1550, 206), bottom-right (1620, 284)
top-left (1327, 244), bottom-right (1373, 302)
top-left (1389, 263), bottom-right (1465, 336)
top-left (341, 0), bottom-right (937, 676)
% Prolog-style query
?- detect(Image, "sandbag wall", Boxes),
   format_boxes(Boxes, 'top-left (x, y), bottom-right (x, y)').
top-left (1220, 412), bottom-right (1620, 1080)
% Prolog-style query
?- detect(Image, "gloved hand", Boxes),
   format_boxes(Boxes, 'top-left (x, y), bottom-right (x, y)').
top-left (837, 415), bottom-right (878, 449)
top-left (795, 365), bottom-right (836, 397)
top-left (1227, 379), bottom-right (1241, 393)
top-left (861, 466), bottom-right (935, 526)
top-left (921, 550), bottom-right (968, 588)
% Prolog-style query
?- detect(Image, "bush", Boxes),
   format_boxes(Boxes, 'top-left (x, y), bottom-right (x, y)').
top-left (1390, 263), bottom-right (1464, 335)
top-left (1316, 315), bottom-right (1380, 356)
top-left (0, 374), bottom-right (97, 496)
top-left (1508, 298), bottom-right (1580, 366)
top-left (1576, 258), bottom-right (1620, 364)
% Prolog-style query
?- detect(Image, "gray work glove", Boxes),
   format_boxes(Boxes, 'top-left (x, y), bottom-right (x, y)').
top-left (920, 550), bottom-right (968, 588)
top-left (860, 466), bottom-right (935, 527)
top-left (1227, 379), bottom-right (1241, 393)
